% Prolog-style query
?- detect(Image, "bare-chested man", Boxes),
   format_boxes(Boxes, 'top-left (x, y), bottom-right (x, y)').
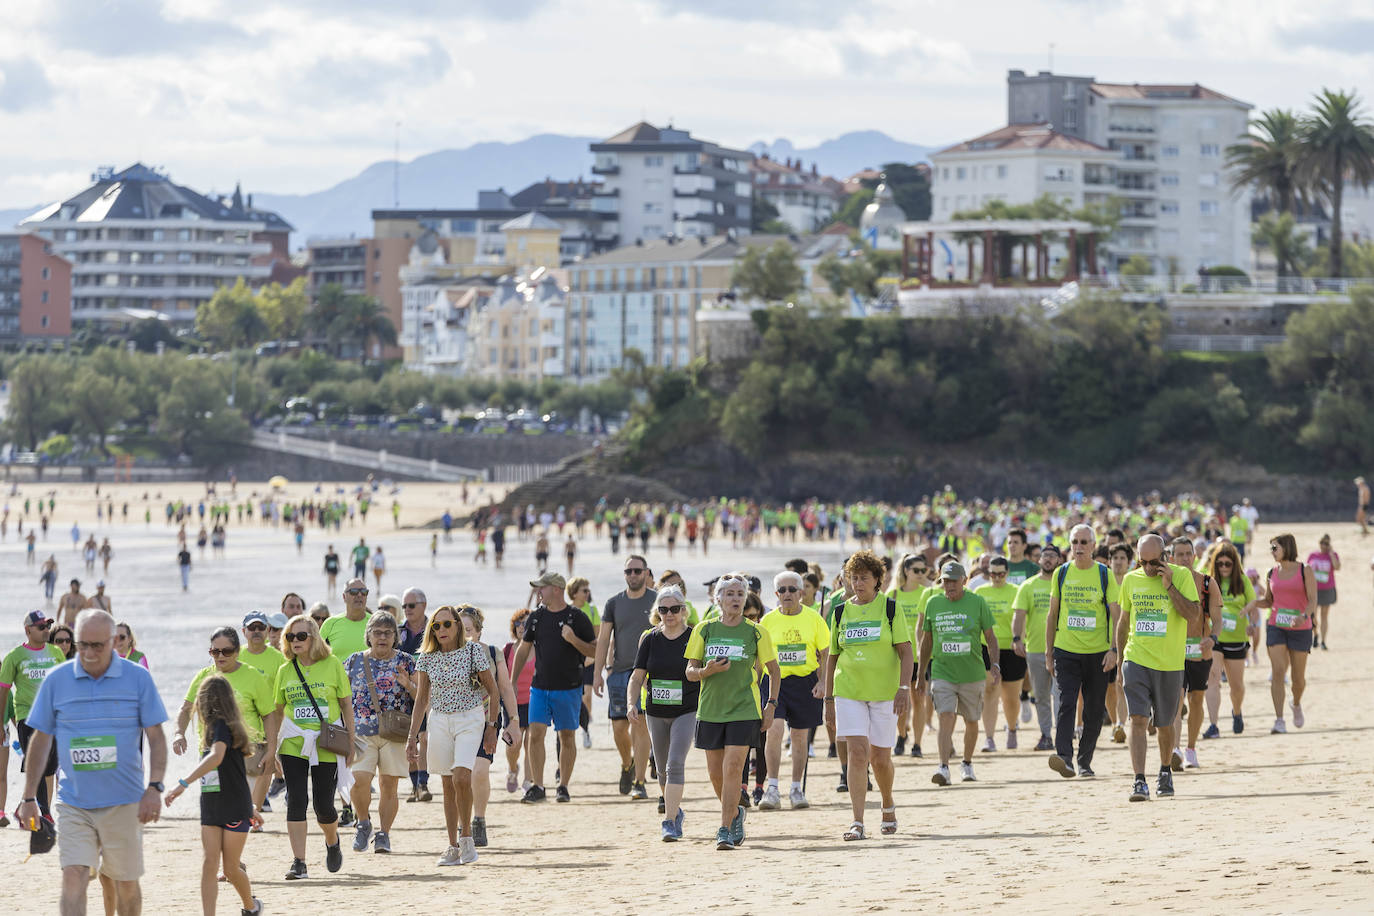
top-left (88, 580), bottom-right (112, 613)
top-left (57, 578), bottom-right (88, 627)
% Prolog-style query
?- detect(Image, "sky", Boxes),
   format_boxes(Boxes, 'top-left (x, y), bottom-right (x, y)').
top-left (0, 0), bottom-right (1371, 209)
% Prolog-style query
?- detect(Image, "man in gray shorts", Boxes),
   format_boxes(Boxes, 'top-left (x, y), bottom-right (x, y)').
top-left (1115, 535), bottom-right (1200, 802)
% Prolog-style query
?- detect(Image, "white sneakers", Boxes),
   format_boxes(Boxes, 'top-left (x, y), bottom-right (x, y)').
top-left (438, 845), bottom-right (462, 867)
top-left (1271, 718), bottom-right (1287, 734)
top-left (758, 785), bottom-right (781, 810)
top-left (438, 837), bottom-right (478, 866)
top-left (1291, 704), bottom-right (1305, 729)
top-left (1183, 748), bottom-right (1199, 768)
top-left (960, 762), bottom-right (976, 782)
top-left (788, 786), bottom-right (809, 809)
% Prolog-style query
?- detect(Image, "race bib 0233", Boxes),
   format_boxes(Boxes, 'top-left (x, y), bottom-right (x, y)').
top-left (70, 735), bottom-right (117, 771)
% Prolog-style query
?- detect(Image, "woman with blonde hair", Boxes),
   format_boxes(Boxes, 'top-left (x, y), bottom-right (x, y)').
top-left (405, 605), bottom-right (501, 866)
top-left (458, 605), bottom-right (521, 848)
top-left (273, 614), bottom-right (355, 881)
top-left (164, 674), bottom-right (263, 916)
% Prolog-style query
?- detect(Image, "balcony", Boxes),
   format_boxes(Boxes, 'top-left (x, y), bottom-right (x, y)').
top-left (591, 187), bottom-right (619, 197)
top-left (51, 238), bottom-right (272, 257)
top-left (591, 163), bottom-right (620, 175)
top-left (1108, 123), bottom-right (1156, 133)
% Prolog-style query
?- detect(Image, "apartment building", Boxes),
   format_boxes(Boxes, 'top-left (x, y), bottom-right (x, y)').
top-left (0, 233), bottom-right (71, 343)
top-left (591, 123), bottom-right (752, 245)
top-left (467, 271), bottom-right (565, 382)
top-left (752, 155), bottom-right (846, 232)
top-left (1005, 70), bottom-right (1253, 271)
top-left (20, 164), bottom-right (291, 326)
top-left (304, 234), bottom-right (411, 358)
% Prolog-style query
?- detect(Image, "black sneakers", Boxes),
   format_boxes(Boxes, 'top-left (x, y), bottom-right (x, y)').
top-left (618, 766), bottom-right (633, 795)
top-left (284, 858), bottom-right (308, 880)
top-left (1129, 777), bottom-right (1150, 802)
top-left (521, 785), bottom-right (547, 804)
top-left (472, 816), bottom-right (487, 847)
top-left (555, 785), bottom-right (571, 803)
top-left (325, 841), bottom-right (342, 873)
top-left (1156, 769), bottom-right (1175, 798)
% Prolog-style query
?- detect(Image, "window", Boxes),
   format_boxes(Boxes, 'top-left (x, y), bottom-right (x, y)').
top-left (1160, 173), bottom-right (1180, 187)
top-left (1199, 115), bottom-right (1218, 130)
top-left (1199, 172), bottom-right (1219, 187)
top-left (956, 167), bottom-right (966, 180)
top-left (177, 252), bottom-right (192, 264)
top-left (40, 290), bottom-right (48, 304)
top-left (450, 219), bottom-right (476, 233)
top-left (177, 228), bottom-right (192, 241)
top-left (1161, 145), bottom-right (1179, 158)
top-left (40, 315), bottom-right (49, 328)
top-left (997, 165), bottom-right (1007, 179)
top-left (644, 155), bottom-right (664, 167)
top-left (1200, 200), bottom-right (1220, 215)
top-left (1160, 200), bottom-right (1180, 216)
top-left (643, 202), bottom-right (663, 214)
top-left (941, 168), bottom-right (949, 181)
top-left (1064, 108), bottom-right (1078, 129)
top-left (1200, 144), bottom-right (1220, 157)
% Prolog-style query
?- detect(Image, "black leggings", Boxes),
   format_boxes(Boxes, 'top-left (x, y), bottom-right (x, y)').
top-left (280, 754), bottom-right (339, 824)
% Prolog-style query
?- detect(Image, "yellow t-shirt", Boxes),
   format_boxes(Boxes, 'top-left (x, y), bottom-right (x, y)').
top-left (1120, 565), bottom-right (1201, 673)
top-left (760, 607), bottom-right (829, 678)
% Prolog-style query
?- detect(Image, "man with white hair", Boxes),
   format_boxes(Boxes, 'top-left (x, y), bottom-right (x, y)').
top-left (397, 587), bottom-right (430, 802)
top-left (17, 609), bottom-right (168, 915)
top-left (757, 570), bottom-right (830, 810)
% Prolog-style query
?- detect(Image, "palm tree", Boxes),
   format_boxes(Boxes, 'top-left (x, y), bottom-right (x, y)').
top-left (306, 283), bottom-right (350, 353)
top-left (332, 294), bottom-right (397, 362)
top-left (1253, 213), bottom-right (1311, 288)
top-left (1299, 89), bottom-right (1374, 277)
top-left (1226, 109), bottom-right (1305, 215)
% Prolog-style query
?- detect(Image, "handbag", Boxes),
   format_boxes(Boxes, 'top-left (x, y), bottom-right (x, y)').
top-left (362, 655), bottom-right (412, 743)
top-left (244, 742), bottom-right (269, 776)
top-left (292, 657), bottom-right (351, 756)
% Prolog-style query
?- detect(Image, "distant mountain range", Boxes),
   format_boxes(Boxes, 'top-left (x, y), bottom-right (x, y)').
top-left (0, 130), bottom-right (935, 245)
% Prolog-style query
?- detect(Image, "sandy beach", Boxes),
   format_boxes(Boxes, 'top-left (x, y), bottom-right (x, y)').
top-left (0, 481), bottom-right (1370, 914)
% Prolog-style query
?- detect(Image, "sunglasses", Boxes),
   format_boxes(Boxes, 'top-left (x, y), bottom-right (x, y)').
top-left (776, 586), bottom-right (800, 593)
top-left (76, 641), bottom-right (107, 651)
top-left (403, 602), bottom-right (420, 609)
top-left (1071, 539), bottom-right (1092, 545)
top-left (54, 637), bottom-right (72, 645)
top-left (624, 568), bottom-right (646, 575)
top-left (1270, 544), bottom-right (1282, 552)
top-left (245, 623), bottom-right (267, 632)
top-left (1215, 561), bottom-right (1234, 567)
top-left (30, 621), bottom-right (52, 630)
top-left (115, 634), bottom-right (128, 641)
top-left (312, 615), bottom-right (329, 624)
top-left (659, 605), bottom-right (685, 614)
top-left (346, 588), bottom-right (369, 595)
top-left (208, 647), bottom-right (237, 657)
top-left (432, 619), bottom-right (457, 630)
top-left (285, 632), bottom-right (311, 642)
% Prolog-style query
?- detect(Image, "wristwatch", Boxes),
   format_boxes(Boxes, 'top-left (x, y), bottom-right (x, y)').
top-left (148, 781), bottom-right (165, 793)
top-left (486, 721), bottom-right (499, 729)
top-left (764, 698), bottom-right (777, 707)
top-left (1012, 636), bottom-right (1023, 643)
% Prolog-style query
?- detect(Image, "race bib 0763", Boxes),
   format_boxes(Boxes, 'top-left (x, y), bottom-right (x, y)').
top-left (1065, 614), bottom-right (1097, 631)
top-left (1134, 617), bottom-right (1167, 636)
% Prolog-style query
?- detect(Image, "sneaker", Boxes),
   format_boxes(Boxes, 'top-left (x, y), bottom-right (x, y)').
top-left (437, 845), bottom-right (462, 866)
top-left (1271, 718), bottom-right (1287, 734)
top-left (661, 820), bottom-right (677, 842)
top-left (827, 744), bottom-right (838, 758)
top-left (657, 796), bottom-right (665, 814)
top-left (352, 819), bottom-right (372, 852)
top-left (751, 786), bottom-right (764, 807)
top-left (1156, 769), bottom-right (1175, 798)
top-left (1184, 748), bottom-right (1199, 768)
top-left (1077, 763), bottom-right (1095, 778)
top-left (808, 744), bottom-right (815, 758)
top-left (894, 735), bottom-right (907, 756)
top-left (268, 777), bottom-right (286, 799)
top-left (789, 787), bottom-right (809, 809)
top-left (241, 897), bottom-right (263, 916)
top-left (931, 765), bottom-right (950, 786)
top-left (521, 785), bottom-right (547, 804)
top-left (960, 762), bottom-right (976, 782)
top-left (1170, 748), bottom-right (1184, 772)
top-left (1075, 725), bottom-right (1084, 739)
top-left (739, 787), bottom-right (751, 809)
top-left (555, 785), bottom-right (571, 803)
top-left (325, 841), bottom-right (342, 873)
top-left (0, 812), bottom-right (9, 828)
top-left (459, 836), bottom-right (478, 864)
top-left (1202, 724), bottom-right (1221, 740)
top-left (417, 786), bottom-right (432, 802)
top-left (618, 766), bottom-right (633, 795)
top-left (259, 798), bottom-right (271, 813)
top-left (729, 804), bottom-right (746, 846)
top-left (505, 771), bottom-right (518, 793)
top-left (338, 804), bottom-right (354, 828)
top-left (631, 782), bottom-right (648, 801)
top-left (836, 773), bottom-right (849, 792)
top-left (1006, 729), bottom-right (1018, 750)
top-left (1129, 777), bottom-right (1150, 802)
top-left (405, 786), bottom-right (419, 803)
top-left (1048, 755), bottom-right (1076, 778)
top-left (582, 729), bottom-right (592, 748)
top-left (284, 858), bottom-right (308, 880)
top-left (1291, 703), bottom-right (1305, 729)
top-left (1112, 724), bottom-right (1127, 744)
top-left (372, 831), bottom-right (391, 854)
top-left (673, 807), bottom-right (684, 838)
top-left (715, 827), bottom-right (734, 850)
top-left (1020, 703), bottom-right (1033, 724)
top-left (758, 785), bottom-right (781, 810)
top-left (982, 736), bottom-right (996, 753)
top-left (1232, 713), bottom-right (1244, 734)
top-left (472, 817), bottom-right (487, 847)
top-left (1034, 735), bottom-right (1054, 751)
top-left (910, 743), bottom-right (923, 758)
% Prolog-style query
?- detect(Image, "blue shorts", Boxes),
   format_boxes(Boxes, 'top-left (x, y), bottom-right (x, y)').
top-left (1266, 625), bottom-right (1312, 653)
top-left (607, 669), bottom-right (632, 720)
top-left (529, 687), bottom-right (582, 731)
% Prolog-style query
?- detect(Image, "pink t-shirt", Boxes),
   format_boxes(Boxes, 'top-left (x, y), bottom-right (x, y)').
top-left (1305, 551), bottom-right (1338, 591)
top-left (1267, 565), bottom-right (1312, 630)
top-left (503, 642), bottom-right (535, 704)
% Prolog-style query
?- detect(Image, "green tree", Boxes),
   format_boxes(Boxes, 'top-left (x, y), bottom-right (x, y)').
top-left (731, 241), bottom-right (804, 302)
top-left (1305, 239), bottom-right (1374, 278)
top-left (68, 366), bottom-right (134, 455)
top-left (1120, 255), bottom-right (1153, 276)
top-left (868, 163), bottom-right (932, 222)
top-left (257, 277), bottom-right (309, 340)
top-left (1300, 89), bottom-right (1374, 277)
top-left (1226, 109), bottom-right (1305, 214)
top-left (5, 357), bottom-right (69, 450)
top-left (331, 294), bottom-right (398, 362)
top-left (1253, 212), bottom-right (1312, 281)
top-left (156, 362), bottom-right (250, 462)
top-left (750, 193), bottom-right (782, 232)
top-left (817, 244), bottom-right (901, 298)
top-left (196, 278), bottom-right (269, 351)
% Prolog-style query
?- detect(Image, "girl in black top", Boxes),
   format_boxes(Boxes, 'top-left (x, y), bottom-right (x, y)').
top-left (164, 674), bottom-right (262, 916)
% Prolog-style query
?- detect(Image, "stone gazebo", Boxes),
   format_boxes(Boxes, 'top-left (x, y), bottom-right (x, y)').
top-left (899, 218), bottom-right (1099, 286)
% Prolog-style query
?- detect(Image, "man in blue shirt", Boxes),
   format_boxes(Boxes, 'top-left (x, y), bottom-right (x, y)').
top-left (16, 609), bottom-right (168, 916)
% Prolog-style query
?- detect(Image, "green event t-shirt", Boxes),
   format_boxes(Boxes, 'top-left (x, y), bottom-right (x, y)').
top-left (1007, 559), bottom-right (1040, 587)
top-left (1120, 565), bottom-right (1200, 672)
top-left (241, 644), bottom-right (287, 685)
top-left (889, 586), bottom-right (927, 632)
top-left (829, 595), bottom-right (912, 702)
top-left (685, 618), bottom-right (775, 723)
top-left (922, 592), bottom-right (993, 685)
top-left (273, 654), bottom-right (351, 762)
top-left (0, 642), bottom-right (66, 720)
top-left (974, 583), bottom-right (1019, 644)
top-left (1012, 575), bottom-right (1054, 654)
top-left (1050, 562), bottom-right (1120, 654)
top-left (578, 602), bottom-right (601, 628)
top-left (319, 613), bottom-right (371, 661)
top-left (1217, 576), bottom-right (1256, 642)
top-left (185, 662), bottom-right (275, 743)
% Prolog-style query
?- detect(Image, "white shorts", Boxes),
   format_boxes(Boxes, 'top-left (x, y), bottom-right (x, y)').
top-left (427, 706), bottom-right (485, 774)
top-left (833, 697), bottom-right (898, 748)
top-left (351, 733), bottom-right (409, 778)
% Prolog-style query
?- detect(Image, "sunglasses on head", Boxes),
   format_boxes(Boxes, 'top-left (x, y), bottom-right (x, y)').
top-left (208, 647), bottom-right (237, 657)
top-left (285, 632), bottom-right (311, 642)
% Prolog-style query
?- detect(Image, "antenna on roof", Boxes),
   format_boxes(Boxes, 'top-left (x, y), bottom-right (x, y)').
top-left (393, 120), bottom-right (401, 208)
top-left (1048, 42), bottom-right (1054, 72)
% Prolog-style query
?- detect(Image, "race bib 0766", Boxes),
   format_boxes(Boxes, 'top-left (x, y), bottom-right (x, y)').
top-left (843, 624), bottom-right (881, 644)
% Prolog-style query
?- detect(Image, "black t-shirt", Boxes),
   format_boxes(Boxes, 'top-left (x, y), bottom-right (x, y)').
top-left (522, 603), bottom-right (594, 691)
top-left (200, 719), bottom-right (254, 827)
top-left (178, 549), bottom-right (192, 567)
top-left (633, 628), bottom-right (698, 718)
top-left (324, 552), bottom-right (339, 573)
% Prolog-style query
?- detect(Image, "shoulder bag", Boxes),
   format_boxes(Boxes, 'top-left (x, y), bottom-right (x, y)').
top-left (292, 657), bottom-right (351, 756)
top-left (362, 655), bottom-right (412, 743)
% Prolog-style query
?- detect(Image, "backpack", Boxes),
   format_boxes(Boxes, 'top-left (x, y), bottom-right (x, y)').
top-left (1055, 562), bottom-right (1111, 629)
top-left (832, 596), bottom-right (898, 631)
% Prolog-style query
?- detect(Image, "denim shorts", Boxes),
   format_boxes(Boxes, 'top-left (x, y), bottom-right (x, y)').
top-left (1266, 625), bottom-right (1312, 653)
top-left (607, 669), bottom-right (632, 720)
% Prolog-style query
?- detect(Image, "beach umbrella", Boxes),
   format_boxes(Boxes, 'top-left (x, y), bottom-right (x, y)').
top-left (269, 475), bottom-right (289, 489)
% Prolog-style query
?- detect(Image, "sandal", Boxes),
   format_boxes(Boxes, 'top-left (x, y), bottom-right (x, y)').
top-left (880, 806), bottom-right (897, 836)
top-left (843, 821), bottom-right (866, 841)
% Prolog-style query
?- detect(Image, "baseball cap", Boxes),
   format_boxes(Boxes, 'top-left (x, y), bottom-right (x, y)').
top-left (23, 610), bottom-right (51, 627)
top-left (242, 611), bottom-right (269, 628)
top-left (377, 594), bottom-right (403, 611)
top-left (938, 560), bottom-right (967, 582)
top-left (530, 571), bottom-right (567, 590)
top-left (96, 580), bottom-right (106, 588)
top-left (266, 611), bottom-right (289, 629)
